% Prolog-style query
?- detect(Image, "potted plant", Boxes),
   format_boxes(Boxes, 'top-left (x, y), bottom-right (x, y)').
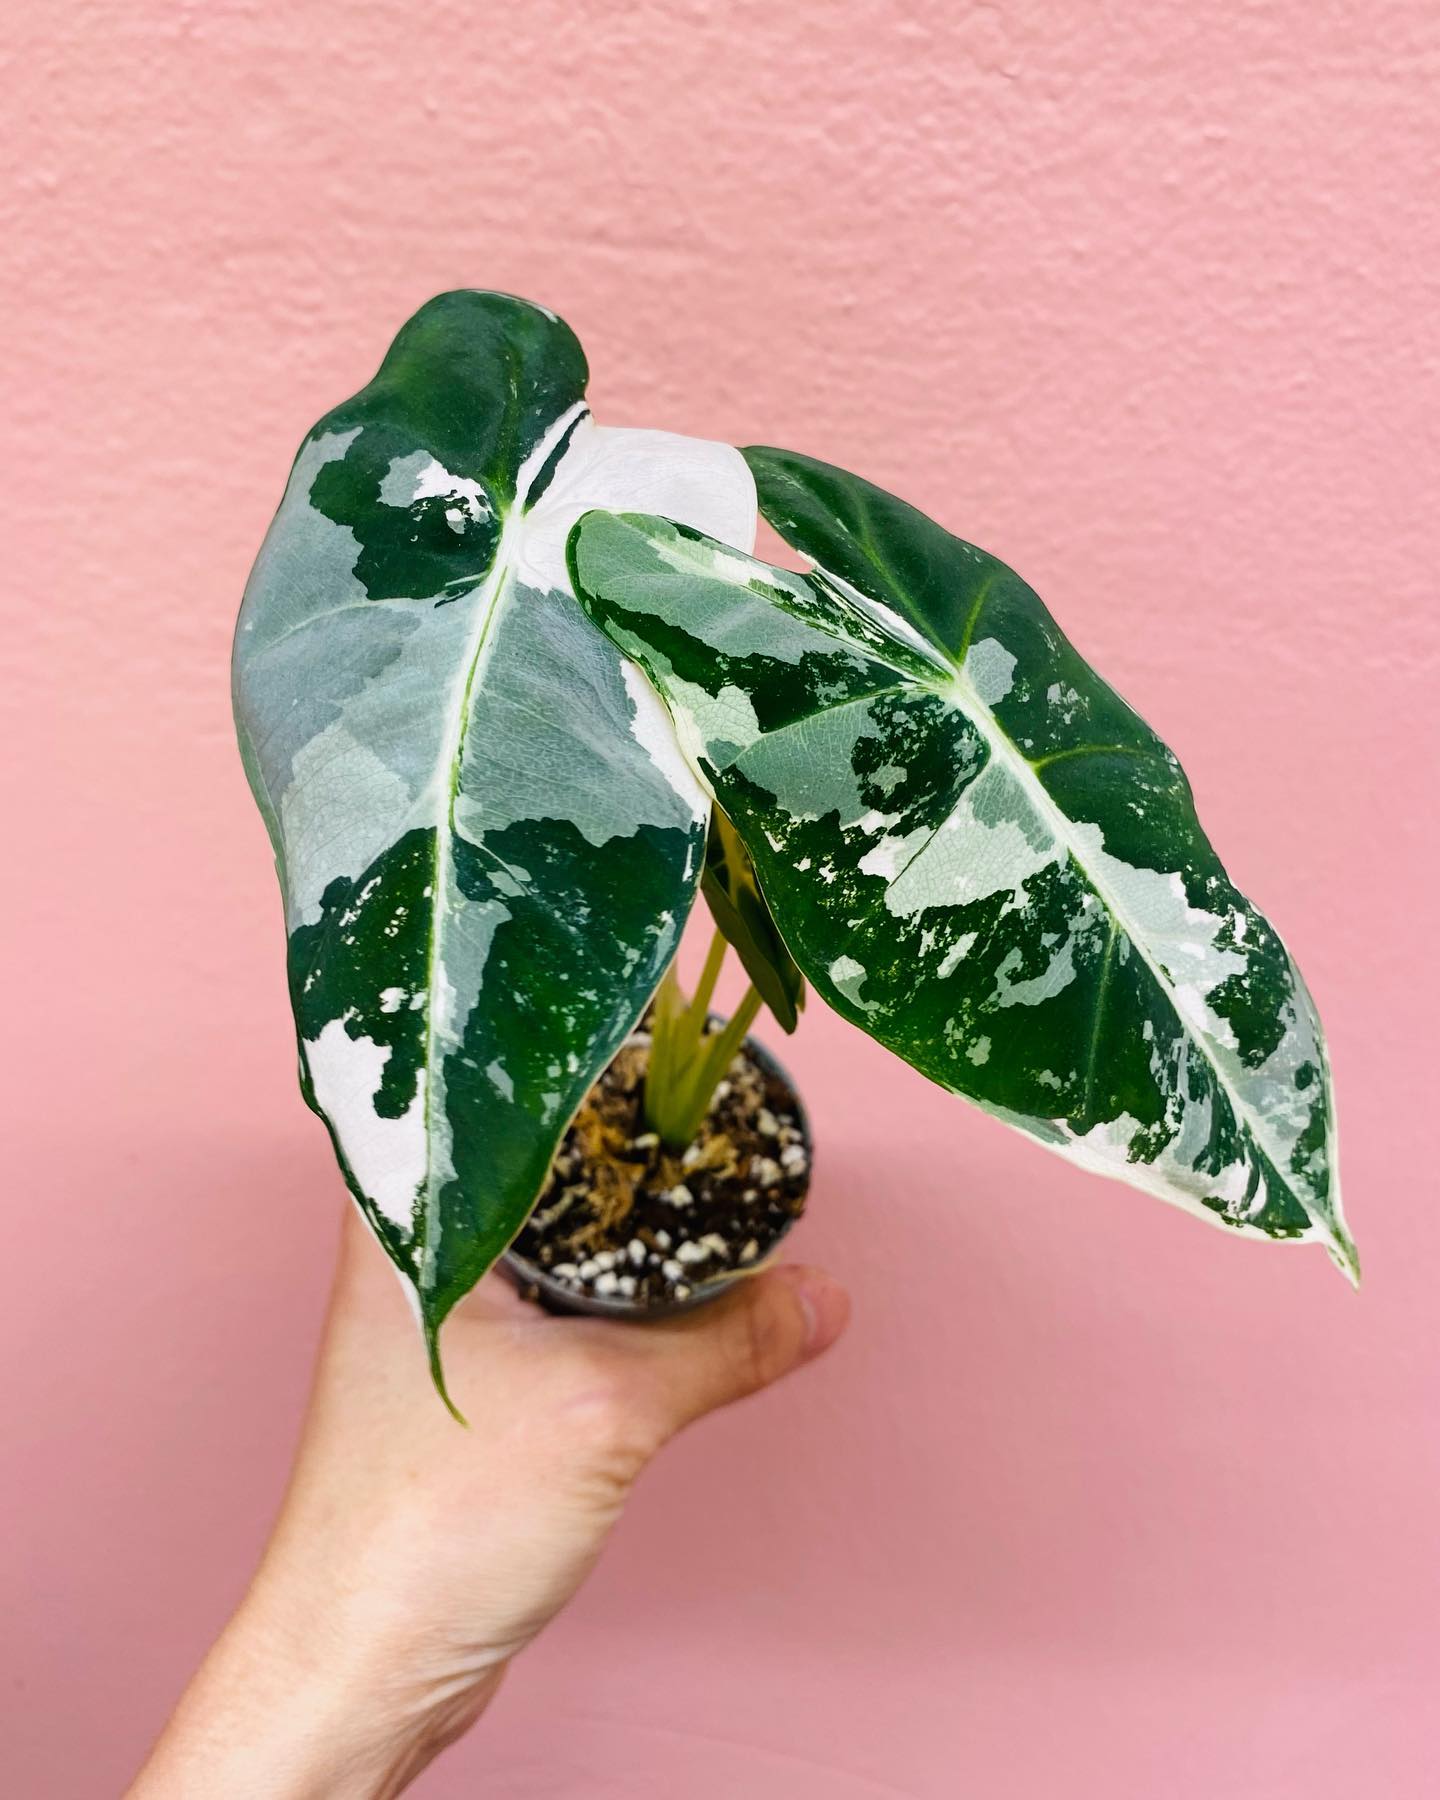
top-left (234, 290), bottom-right (1353, 1416)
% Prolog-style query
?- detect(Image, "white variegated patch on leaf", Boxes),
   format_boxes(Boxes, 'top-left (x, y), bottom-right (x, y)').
top-left (567, 447), bottom-right (1354, 1278)
top-left (233, 292), bottom-right (755, 1399)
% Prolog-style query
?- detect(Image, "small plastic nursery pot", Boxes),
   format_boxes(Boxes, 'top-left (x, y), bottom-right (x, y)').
top-left (501, 1024), bottom-right (812, 1322)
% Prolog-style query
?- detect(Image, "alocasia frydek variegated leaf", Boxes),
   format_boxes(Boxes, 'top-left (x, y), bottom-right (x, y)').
top-left (567, 448), bottom-right (1355, 1277)
top-left (233, 291), bottom-right (755, 1400)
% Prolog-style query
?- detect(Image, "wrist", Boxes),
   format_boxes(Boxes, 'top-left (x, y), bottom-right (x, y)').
top-left (128, 1572), bottom-right (505, 1800)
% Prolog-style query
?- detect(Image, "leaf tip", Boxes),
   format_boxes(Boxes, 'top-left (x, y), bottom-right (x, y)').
top-left (1326, 1226), bottom-right (1361, 1290)
top-left (425, 1320), bottom-right (470, 1427)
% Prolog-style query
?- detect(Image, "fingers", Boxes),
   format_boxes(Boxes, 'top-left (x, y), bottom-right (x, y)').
top-left (637, 1264), bottom-right (850, 1438)
top-left (327, 1200), bottom-right (849, 1451)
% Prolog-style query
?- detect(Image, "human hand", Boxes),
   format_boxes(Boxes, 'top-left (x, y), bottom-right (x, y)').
top-left (129, 1203), bottom-right (849, 1799)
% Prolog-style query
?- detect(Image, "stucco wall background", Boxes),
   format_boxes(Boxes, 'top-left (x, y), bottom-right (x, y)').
top-left (4, 3), bottom-right (1437, 1794)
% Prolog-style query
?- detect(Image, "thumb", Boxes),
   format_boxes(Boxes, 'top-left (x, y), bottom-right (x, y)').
top-left (639, 1264), bottom-right (850, 1437)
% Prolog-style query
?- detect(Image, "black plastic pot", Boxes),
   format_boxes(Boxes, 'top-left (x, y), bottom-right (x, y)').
top-left (500, 1024), bottom-right (811, 1321)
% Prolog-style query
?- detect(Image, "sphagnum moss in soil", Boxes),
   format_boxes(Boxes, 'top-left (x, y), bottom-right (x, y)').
top-left (509, 1030), bottom-right (810, 1309)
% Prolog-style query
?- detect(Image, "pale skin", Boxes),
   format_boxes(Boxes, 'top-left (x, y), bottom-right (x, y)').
top-left (128, 1204), bottom-right (850, 1799)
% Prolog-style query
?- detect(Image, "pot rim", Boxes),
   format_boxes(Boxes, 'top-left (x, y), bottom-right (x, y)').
top-left (499, 1018), bottom-right (810, 1322)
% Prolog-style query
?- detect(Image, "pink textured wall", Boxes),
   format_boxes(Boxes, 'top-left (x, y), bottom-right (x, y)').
top-left (5, 3), bottom-right (1437, 1794)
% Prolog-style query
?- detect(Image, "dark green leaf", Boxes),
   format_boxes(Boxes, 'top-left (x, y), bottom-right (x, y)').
top-left (234, 292), bottom-right (756, 1396)
top-left (567, 451), bottom-right (1354, 1279)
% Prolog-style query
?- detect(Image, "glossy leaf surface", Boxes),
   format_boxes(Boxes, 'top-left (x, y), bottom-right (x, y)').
top-left (233, 292), bottom-right (755, 1390)
top-left (568, 449), bottom-right (1353, 1276)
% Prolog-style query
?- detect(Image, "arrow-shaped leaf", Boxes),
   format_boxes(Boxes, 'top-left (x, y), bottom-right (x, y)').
top-left (567, 448), bottom-right (1354, 1277)
top-left (233, 292), bottom-right (755, 1400)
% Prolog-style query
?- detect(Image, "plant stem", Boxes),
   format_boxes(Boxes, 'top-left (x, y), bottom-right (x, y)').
top-left (643, 934), bottom-right (765, 1148)
top-left (646, 961), bottom-right (685, 1125)
top-left (685, 928), bottom-right (729, 1036)
top-left (675, 984), bottom-right (763, 1137)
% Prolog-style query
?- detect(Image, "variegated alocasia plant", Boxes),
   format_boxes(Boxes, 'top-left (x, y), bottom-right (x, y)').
top-left (233, 291), bottom-right (757, 1406)
top-left (237, 293), bottom-right (1354, 1413)
top-left (567, 449), bottom-right (1356, 1281)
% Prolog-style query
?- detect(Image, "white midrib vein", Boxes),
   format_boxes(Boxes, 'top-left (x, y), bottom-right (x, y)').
top-left (931, 657), bottom-right (1332, 1233)
top-left (416, 401), bottom-right (589, 1296)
